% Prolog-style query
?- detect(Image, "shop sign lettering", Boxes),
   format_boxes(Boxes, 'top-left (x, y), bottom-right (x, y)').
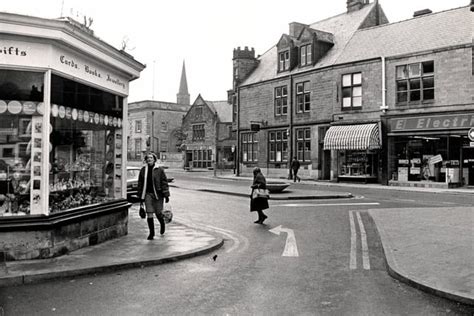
top-left (59, 55), bottom-right (126, 89)
top-left (391, 114), bottom-right (474, 132)
top-left (0, 46), bottom-right (27, 56)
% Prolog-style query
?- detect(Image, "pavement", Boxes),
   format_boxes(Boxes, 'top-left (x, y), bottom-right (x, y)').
top-left (0, 171), bottom-right (473, 306)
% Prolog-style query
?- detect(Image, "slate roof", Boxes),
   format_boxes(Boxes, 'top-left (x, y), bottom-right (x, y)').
top-left (206, 100), bottom-right (233, 123)
top-left (336, 6), bottom-right (471, 63)
top-left (242, 2), bottom-right (378, 86)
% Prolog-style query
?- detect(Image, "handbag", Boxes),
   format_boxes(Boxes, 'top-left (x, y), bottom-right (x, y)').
top-left (163, 203), bottom-right (173, 223)
top-left (252, 188), bottom-right (270, 199)
top-left (139, 202), bottom-right (146, 219)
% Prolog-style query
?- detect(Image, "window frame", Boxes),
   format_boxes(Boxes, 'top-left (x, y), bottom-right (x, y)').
top-left (242, 132), bottom-right (258, 162)
top-left (295, 81), bottom-right (311, 113)
top-left (295, 128), bottom-right (311, 162)
top-left (135, 120), bottom-right (142, 133)
top-left (274, 86), bottom-right (288, 116)
top-left (278, 50), bottom-right (290, 72)
top-left (268, 130), bottom-right (288, 163)
top-left (192, 124), bottom-right (205, 141)
top-left (341, 72), bottom-right (362, 110)
top-left (300, 44), bottom-right (312, 67)
top-left (396, 61), bottom-right (434, 104)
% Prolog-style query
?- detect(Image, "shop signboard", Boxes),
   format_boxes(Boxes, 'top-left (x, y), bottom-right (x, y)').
top-left (1, 39), bottom-right (129, 95)
top-left (429, 154), bottom-right (443, 165)
top-left (390, 113), bottom-right (474, 132)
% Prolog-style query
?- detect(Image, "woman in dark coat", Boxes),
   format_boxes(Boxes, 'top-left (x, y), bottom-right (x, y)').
top-left (250, 167), bottom-right (269, 224)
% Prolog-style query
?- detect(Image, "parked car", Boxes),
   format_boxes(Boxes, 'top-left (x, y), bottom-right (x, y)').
top-left (126, 166), bottom-right (174, 202)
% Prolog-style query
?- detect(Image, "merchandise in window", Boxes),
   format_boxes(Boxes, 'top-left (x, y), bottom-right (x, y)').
top-left (396, 61), bottom-right (434, 104)
top-left (49, 74), bottom-right (124, 214)
top-left (274, 86), bottom-right (288, 116)
top-left (296, 82), bottom-right (310, 113)
top-left (0, 69), bottom-right (44, 216)
top-left (342, 73), bottom-right (362, 109)
top-left (269, 130), bottom-right (288, 162)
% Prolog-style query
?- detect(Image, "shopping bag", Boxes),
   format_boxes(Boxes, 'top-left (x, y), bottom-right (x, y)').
top-left (163, 203), bottom-right (173, 223)
top-left (252, 188), bottom-right (270, 199)
top-left (139, 202), bottom-right (146, 219)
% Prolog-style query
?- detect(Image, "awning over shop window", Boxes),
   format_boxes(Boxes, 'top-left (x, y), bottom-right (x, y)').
top-left (323, 123), bottom-right (381, 150)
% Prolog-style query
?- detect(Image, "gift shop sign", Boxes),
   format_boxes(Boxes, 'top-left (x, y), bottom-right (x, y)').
top-left (390, 113), bottom-right (474, 132)
top-left (1, 40), bottom-right (129, 95)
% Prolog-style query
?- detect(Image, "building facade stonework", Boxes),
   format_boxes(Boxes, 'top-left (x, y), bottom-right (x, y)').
top-left (233, 1), bottom-right (474, 188)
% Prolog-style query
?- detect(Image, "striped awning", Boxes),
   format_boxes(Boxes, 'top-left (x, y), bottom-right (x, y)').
top-left (323, 123), bottom-right (381, 150)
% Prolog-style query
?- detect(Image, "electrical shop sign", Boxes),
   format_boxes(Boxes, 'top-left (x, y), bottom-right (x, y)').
top-left (390, 113), bottom-right (474, 132)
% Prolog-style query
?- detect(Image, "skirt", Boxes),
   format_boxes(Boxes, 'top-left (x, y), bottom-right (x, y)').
top-left (250, 197), bottom-right (269, 212)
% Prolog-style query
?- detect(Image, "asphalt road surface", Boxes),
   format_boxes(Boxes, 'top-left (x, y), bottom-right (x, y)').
top-left (1, 171), bottom-right (473, 315)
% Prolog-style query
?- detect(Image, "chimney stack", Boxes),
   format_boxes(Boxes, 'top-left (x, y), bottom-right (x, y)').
top-left (347, 0), bottom-right (369, 13)
top-left (413, 9), bottom-right (432, 17)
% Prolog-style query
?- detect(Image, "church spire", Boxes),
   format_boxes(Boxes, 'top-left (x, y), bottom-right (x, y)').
top-left (177, 60), bottom-right (190, 105)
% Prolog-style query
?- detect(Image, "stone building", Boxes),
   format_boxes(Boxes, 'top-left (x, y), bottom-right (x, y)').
top-left (128, 61), bottom-right (191, 164)
top-left (231, 0), bottom-right (473, 188)
top-left (181, 95), bottom-right (233, 169)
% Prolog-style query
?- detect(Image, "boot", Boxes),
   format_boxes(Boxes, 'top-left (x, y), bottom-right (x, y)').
top-left (157, 215), bottom-right (165, 235)
top-left (254, 210), bottom-right (262, 223)
top-left (260, 213), bottom-right (268, 224)
top-left (147, 218), bottom-right (155, 240)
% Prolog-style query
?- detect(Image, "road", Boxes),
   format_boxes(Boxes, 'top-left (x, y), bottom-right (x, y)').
top-left (1, 170), bottom-right (473, 315)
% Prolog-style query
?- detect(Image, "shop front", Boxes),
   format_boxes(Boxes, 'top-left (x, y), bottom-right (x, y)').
top-left (0, 13), bottom-right (144, 260)
top-left (323, 123), bottom-right (381, 183)
top-left (386, 112), bottom-right (474, 188)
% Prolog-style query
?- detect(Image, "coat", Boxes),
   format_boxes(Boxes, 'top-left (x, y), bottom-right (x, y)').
top-left (137, 164), bottom-right (170, 200)
top-left (250, 172), bottom-right (269, 212)
top-left (291, 159), bottom-right (300, 171)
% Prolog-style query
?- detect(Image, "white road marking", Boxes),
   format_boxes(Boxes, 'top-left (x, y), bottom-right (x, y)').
top-left (356, 212), bottom-right (370, 270)
top-left (269, 225), bottom-right (299, 257)
top-left (277, 202), bottom-right (380, 207)
top-left (349, 211), bottom-right (357, 270)
top-left (175, 216), bottom-right (249, 254)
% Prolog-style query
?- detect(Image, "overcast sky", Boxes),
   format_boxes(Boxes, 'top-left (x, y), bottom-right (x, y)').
top-left (2, 0), bottom-right (469, 103)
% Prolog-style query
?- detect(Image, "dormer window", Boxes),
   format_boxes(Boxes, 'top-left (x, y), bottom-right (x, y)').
top-left (279, 51), bottom-right (290, 71)
top-left (300, 44), bottom-right (312, 66)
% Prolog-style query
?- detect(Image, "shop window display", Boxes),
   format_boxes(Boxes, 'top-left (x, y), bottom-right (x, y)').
top-left (49, 75), bottom-right (124, 213)
top-left (0, 69), bottom-right (44, 216)
top-left (338, 150), bottom-right (378, 178)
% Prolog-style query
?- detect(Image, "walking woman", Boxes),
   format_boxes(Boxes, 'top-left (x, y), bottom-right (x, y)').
top-left (137, 152), bottom-right (170, 240)
top-left (250, 167), bottom-right (269, 224)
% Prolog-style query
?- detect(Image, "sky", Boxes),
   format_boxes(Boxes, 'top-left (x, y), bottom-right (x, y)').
top-left (2, 0), bottom-right (470, 103)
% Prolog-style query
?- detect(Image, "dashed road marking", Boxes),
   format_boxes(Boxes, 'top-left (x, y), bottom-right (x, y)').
top-left (277, 202), bottom-right (380, 207)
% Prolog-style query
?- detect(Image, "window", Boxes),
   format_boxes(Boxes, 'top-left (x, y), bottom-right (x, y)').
top-left (135, 120), bottom-right (142, 133)
top-left (242, 132), bottom-right (258, 162)
top-left (161, 121), bottom-right (168, 131)
top-left (196, 105), bottom-right (203, 116)
top-left (342, 73), bottom-right (362, 109)
top-left (192, 124), bottom-right (205, 140)
top-left (278, 51), bottom-right (290, 71)
top-left (396, 61), bottom-right (434, 104)
top-left (160, 140), bottom-right (168, 152)
top-left (268, 130), bottom-right (288, 162)
top-left (300, 44), bottom-right (312, 66)
top-left (134, 139), bottom-right (142, 159)
top-left (192, 149), bottom-right (212, 168)
top-left (296, 82), bottom-right (310, 113)
top-left (296, 128), bottom-right (311, 162)
top-left (274, 86), bottom-right (288, 116)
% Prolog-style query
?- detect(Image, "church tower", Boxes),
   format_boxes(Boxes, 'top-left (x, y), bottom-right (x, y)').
top-left (176, 61), bottom-right (190, 105)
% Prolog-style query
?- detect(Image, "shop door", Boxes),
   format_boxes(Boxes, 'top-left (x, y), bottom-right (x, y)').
top-left (463, 148), bottom-right (474, 186)
top-left (185, 151), bottom-right (193, 168)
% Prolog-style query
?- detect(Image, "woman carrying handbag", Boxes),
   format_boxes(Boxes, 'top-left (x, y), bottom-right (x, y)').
top-left (250, 167), bottom-right (270, 224)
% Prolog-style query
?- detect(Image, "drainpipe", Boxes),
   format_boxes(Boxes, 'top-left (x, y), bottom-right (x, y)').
top-left (380, 56), bottom-right (387, 112)
top-left (236, 88), bottom-right (241, 176)
top-left (288, 74), bottom-right (294, 179)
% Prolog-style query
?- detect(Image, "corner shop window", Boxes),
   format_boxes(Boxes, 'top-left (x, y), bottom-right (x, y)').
top-left (49, 75), bottom-right (123, 213)
top-left (0, 69), bottom-right (44, 216)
